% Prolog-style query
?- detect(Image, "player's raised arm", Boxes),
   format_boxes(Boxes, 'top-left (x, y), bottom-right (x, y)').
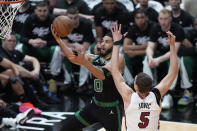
top-left (51, 24), bottom-right (86, 65)
top-left (155, 31), bottom-right (178, 97)
top-left (110, 24), bottom-right (133, 103)
top-left (51, 24), bottom-right (105, 80)
top-left (51, 24), bottom-right (74, 59)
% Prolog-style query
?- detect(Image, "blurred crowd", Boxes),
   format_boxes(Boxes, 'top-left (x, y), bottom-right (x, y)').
top-left (0, 0), bottom-right (197, 128)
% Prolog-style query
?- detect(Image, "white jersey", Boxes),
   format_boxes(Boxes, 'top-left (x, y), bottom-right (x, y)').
top-left (125, 88), bottom-right (161, 131)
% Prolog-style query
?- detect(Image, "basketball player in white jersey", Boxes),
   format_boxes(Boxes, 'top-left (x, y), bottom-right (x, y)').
top-left (110, 24), bottom-right (178, 131)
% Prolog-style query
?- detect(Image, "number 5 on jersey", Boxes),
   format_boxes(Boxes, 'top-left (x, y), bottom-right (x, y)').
top-left (138, 112), bottom-right (150, 128)
top-left (94, 79), bottom-right (103, 92)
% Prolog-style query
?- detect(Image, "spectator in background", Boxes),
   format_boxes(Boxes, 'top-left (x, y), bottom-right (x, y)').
top-left (134, 0), bottom-right (159, 22)
top-left (52, 0), bottom-right (94, 21)
top-left (0, 32), bottom-right (40, 80)
top-left (93, 0), bottom-right (131, 44)
top-left (0, 57), bottom-right (42, 114)
top-left (123, 9), bottom-right (155, 77)
top-left (0, 32), bottom-right (60, 106)
top-left (64, 7), bottom-right (94, 52)
top-left (86, 0), bottom-right (134, 12)
top-left (135, 0), bottom-right (164, 13)
top-left (20, 1), bottom-right (62, 76)
top-left (169, 0), bottom-right (194, 28)
top-left (62, 7), bottom-right (95, 91)
top-left (145, 9), bottom-right (183, 109)
top-left (154, 0), bottom-right (169, 6)
top-left (12, 0), bottom-right (34, 36)
top-left (177, 17), bottom-right (197, 107)
top-left (169, 0), bottom-right (194, 54)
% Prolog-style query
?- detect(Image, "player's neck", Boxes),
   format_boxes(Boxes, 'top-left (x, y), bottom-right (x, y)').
top-left (102, 53), bottom-right (111, 62)
top-left (138, 92), bottom-right (149, 99)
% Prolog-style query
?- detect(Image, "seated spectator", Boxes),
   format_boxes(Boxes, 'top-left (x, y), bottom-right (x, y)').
top-left (52, 0), bottom-right (94, 21)
top-left (0, 100), bottom-right (34, 129)
top-left (123, 9), bottom-right (155, 77)
top-left (1, 32), bottom-right (40, 80)
top-left (0, 57), bottom-right (42, 114)
top-left (169, 0), bottom-right (194, 28)
top-left (62, 7), bottom-right (95, 90)
top-left (20, 1), bottom-right (62, 76)
top-left (177, 17), bottom-right (197, 106)
top-left (135, 0), bottom-right (164, 13)
top-left (144, 9), bottom-right (184, 109)
top-left (134, 0), bottom-right (159, 22)
top-left (154, 0), bottom-right (169, 6)
top-left (85, 0), bottom-right (134, 12)
top-left (92, 0), bottom-right (131, 44)
top-left (0, 32), bottom-right (60, 105)
top-left (12, 0), bottom-right (34, 37)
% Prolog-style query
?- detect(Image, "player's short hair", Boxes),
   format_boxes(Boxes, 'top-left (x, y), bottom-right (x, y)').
top-left (134, 9), bottom-right (148, 17)
top-left (159, 9), bottom-right (172, 17)
top-left (67, 7), bottom-right (79, 15)
top-left (105, 32), bottom-right (113, 39)
top-left (136, 72), bottom-right (152, 93)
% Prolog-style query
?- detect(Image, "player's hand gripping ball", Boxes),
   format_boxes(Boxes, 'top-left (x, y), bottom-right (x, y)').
top-left (52, 16), bottom-right (74, 37)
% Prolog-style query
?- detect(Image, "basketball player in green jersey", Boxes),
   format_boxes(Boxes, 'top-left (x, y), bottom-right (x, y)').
top-left (51, 25), bottom-right (125, 131)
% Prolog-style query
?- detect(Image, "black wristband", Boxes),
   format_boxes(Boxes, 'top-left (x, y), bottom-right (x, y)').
top-left (114, 37), bottom-right (123, 46)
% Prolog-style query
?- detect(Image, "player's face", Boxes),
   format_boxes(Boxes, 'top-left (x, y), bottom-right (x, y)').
top-left (103, 0), bottom-right (116, 14)
top-left (2, 35), bottom-right (16, 52)
top-left (169, 0), bottom-right (181, 10)
top-left (135, 13), bottom-right (148, 28)
top-left (100, 36), bottom-right (113, 56)
top-left (67, 14), bottom-right (80, 28)
top-left (193, 18), bottom-right (197, 31)
top-left (158, 13), bottom-right (171, 31)
top-left (139, 0), bottom-right (148, 7)
top-left (34, 6), bottom-right (49, 21)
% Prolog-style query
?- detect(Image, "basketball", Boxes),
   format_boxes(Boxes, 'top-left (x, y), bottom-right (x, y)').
top-left (52, 16), bottom-right (73, 37)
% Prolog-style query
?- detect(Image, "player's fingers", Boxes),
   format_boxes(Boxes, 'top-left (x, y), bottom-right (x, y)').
top-left (118, 24), bottom-right (122, 33)
top-left (123, 32), bottom-right (128, 37)
top-left (114, 24), bottom-right (116, 31)
top-left (113, 24), bottom-right (115, 32)
top-left (115, 24), bottom-right (118, 31)
top-left (110, 27), bottom-right (113, 33)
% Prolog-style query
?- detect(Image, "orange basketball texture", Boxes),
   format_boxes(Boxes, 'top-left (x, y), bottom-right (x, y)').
top-left (52, 16), bottom-right (73, 37)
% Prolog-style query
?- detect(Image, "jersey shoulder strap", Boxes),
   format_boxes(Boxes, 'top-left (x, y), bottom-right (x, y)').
top-left (101, 67), bottom-right (111, 78)
top-left (151, 88), bottom-right (161, 106)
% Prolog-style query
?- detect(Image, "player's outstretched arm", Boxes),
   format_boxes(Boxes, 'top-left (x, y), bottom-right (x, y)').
top-left (51, 25), bottom-right (75, 59)
top-left (155, 31), bottom-right (178, 97)
top-left (51, 25), bottom-right (105, 80)
top-left (111, 24), bottom-right (133, 103)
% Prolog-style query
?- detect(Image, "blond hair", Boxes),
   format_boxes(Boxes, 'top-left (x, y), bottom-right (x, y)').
top-left (159, 9), bottom-right (171, 17)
